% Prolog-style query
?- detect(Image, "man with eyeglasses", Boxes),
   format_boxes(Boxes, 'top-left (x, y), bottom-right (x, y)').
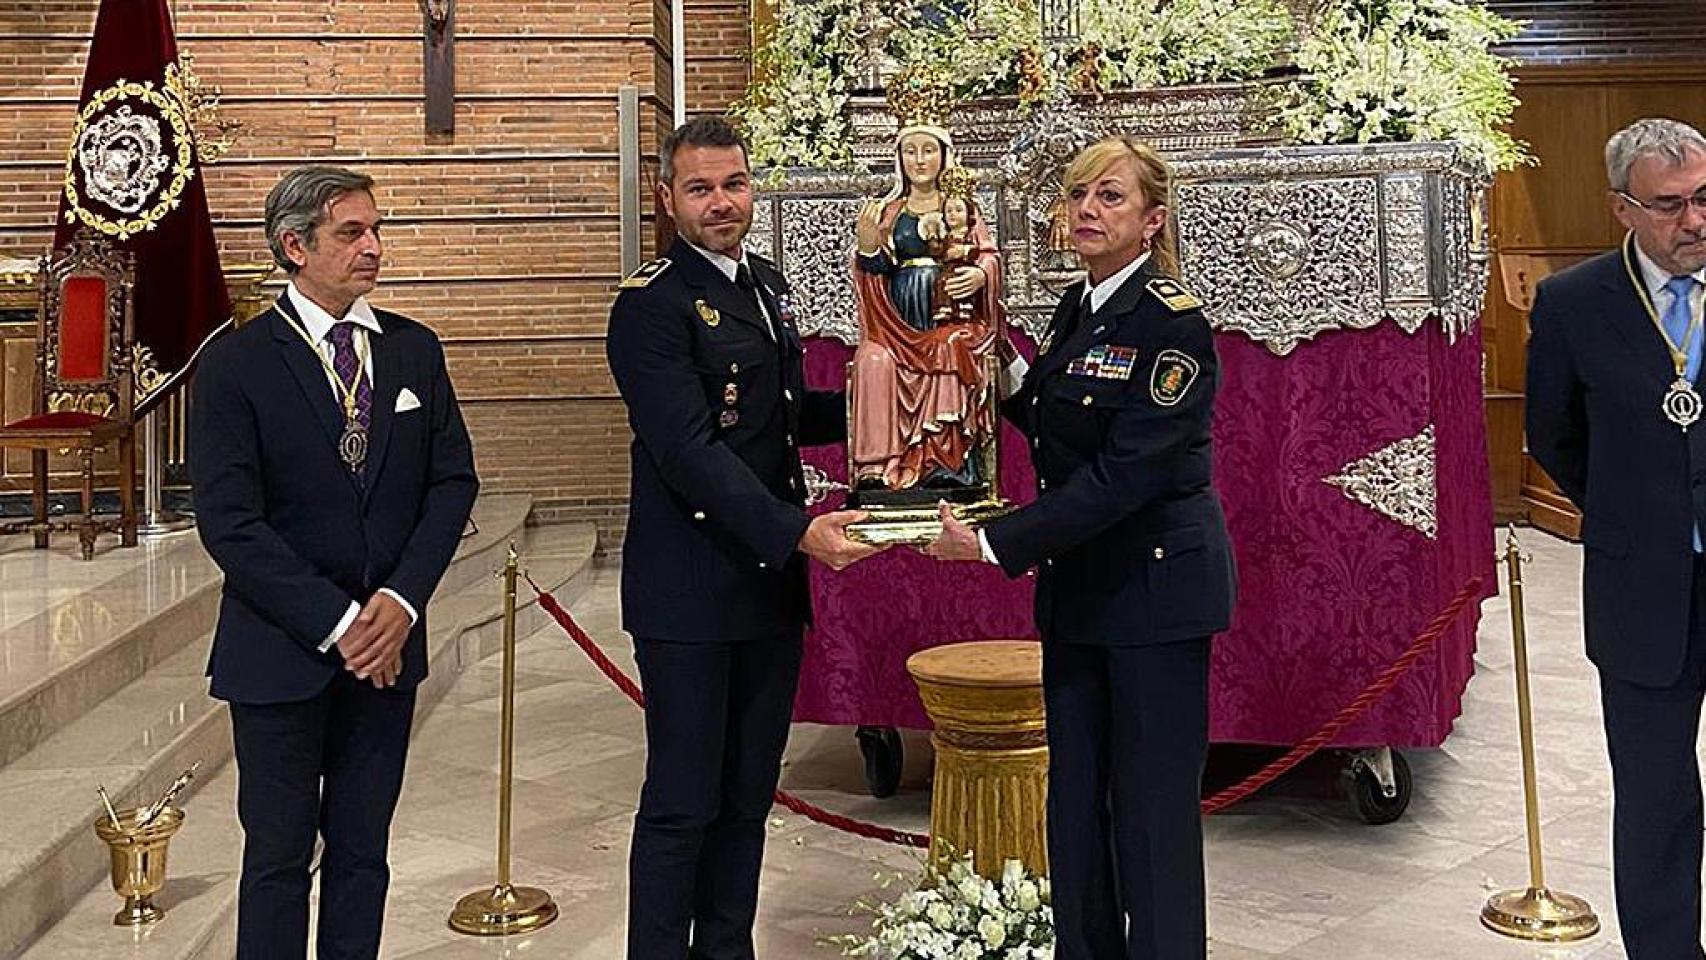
top-left (1528, 116), bottom-right (1706, 960)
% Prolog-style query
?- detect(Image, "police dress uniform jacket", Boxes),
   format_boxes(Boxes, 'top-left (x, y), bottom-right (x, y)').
top-left (1527, 244), bottom-right (1706, 688)
top-left (606, 236), bottom-right (845, 643)
top-left (983, 264), bottom-right (1235, 646)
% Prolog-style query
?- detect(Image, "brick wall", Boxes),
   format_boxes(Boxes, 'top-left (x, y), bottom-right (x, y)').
top-left (1487, 1), bottom-right (1706, 64)
top-left (0, 0), bottom-right (767, 548)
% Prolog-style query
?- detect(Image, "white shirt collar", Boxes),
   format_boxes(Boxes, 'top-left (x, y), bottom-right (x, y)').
top-left (685, 239), bottom-right (750, 285)
top-left (285, 281), bottom-right (382, 343)
top-left (1632, 237), bottom-right (1706, 308)
top-left (1081, 250), bottom-right (1152, 314)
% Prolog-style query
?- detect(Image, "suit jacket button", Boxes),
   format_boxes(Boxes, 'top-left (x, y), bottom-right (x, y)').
top-left (758, 561), bottom-right (769, 569)
top-left (730, 362), bottom-right (740, 374)
top-left (693, 511), bottom-right (706, 521)
top-left (1153, 546), bottom-right (1165, 560)
top-left (784, 389), bottom-right (794, 401)
top-left (1031, 396), bottom-right (1039, 406)
top-left (1082, 395), bottom-right (1094, 406)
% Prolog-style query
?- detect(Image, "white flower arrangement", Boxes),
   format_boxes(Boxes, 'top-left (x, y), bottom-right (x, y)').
top-left (1281, 0), bottom-right (1531, 171)
top-left (735, 0), bottom-right (1529, 175)
top-left (1079, 0), bottom-right (1294, 90)
top-left (828, 852), bottom-right (1055, 959)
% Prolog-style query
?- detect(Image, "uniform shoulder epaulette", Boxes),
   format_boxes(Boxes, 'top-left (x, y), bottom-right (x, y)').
top-left (619, 258), bottom-right (672, 289)
top-left (1145, 276), bottom-right (1202, 313)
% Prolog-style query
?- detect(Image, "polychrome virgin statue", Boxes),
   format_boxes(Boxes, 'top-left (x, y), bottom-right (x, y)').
top-left (848, 116), bottom-right (1003, 502)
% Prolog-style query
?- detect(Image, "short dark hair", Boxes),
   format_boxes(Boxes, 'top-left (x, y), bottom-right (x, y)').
top-left (660, 115), bottom-right (749, 183)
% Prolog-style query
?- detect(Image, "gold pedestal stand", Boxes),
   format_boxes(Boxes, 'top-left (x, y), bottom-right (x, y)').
top-left (448, 545), bottom-right (559, 936)
top-left (94, 807), bottom-right (185, 925)
top-left (906, 640), bottom-right (1048, 878)
top-left (1480, 528), bottom-right (1599, 942)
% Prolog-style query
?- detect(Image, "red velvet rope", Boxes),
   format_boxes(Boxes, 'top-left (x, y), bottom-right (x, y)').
top-left (526, 572), bottom-right (1484, 846)
top-left (1198, 575), bottom-right (1485, 815)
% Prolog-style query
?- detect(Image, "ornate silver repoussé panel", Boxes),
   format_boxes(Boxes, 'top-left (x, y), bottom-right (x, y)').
top-left (751, 89), bottom-right (1489, 355)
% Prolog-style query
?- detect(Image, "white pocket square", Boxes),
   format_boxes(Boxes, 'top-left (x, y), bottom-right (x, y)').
top-left (395, 388), bottom-right (422, 413)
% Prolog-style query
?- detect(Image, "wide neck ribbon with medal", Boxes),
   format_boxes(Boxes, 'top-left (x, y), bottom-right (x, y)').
top-left (281, 312), bottom-right (371, 473)
top-left (1624, 232), bottom-right (1704, 433)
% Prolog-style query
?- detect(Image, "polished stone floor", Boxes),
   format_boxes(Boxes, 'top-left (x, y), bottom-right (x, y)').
top-left (343, 529), bottom-right (1667, 959)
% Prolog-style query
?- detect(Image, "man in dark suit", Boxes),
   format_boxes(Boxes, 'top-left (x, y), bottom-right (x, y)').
top-left (190, 165), bottom-right (478, 960)
top-left (605, 115), bottom-right (881, 959)
top-left (1527, 117), bottom-right (1706, 960)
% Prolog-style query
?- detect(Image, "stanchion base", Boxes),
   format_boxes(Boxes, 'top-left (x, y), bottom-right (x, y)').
top-left (1481, 886), bottom-right (1600, 942)
top-left (448, 883), bottom-right (558, 936)
top-left (138, 511), bottom-right (194, 538)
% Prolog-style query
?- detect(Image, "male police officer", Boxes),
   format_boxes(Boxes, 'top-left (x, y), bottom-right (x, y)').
top-left (605, 115), bottom-right (882, 960)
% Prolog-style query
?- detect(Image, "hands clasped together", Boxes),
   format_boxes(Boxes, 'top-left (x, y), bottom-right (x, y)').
top-left (336, 592), bottom-right (412, 689)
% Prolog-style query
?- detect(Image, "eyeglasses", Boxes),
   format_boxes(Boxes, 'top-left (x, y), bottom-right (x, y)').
top-left (1615, 188), bottom-right (1706, 220)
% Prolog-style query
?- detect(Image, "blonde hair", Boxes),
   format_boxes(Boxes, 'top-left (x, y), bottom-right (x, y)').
top-left (1060, 135), bottom-right (1180, 277)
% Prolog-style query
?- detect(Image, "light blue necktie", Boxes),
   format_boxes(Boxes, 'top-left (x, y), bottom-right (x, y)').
top-left (1664, 274), bottom-right (1703, 552)
top-left (1663, 275), bottom-right (1701, 382)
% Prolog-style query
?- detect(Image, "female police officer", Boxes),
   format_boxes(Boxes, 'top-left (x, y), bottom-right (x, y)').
top-left (925, 135), bottom-right (1236, 960)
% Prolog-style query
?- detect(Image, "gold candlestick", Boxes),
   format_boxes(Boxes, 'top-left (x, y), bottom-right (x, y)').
top-left (448, 543), bottom-right (559, 936)
top-left (1481, 527), bottom-right (1599, 942)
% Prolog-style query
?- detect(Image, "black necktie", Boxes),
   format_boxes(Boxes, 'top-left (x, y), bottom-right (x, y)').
top-left (735, 262), bottom-right (775, 339)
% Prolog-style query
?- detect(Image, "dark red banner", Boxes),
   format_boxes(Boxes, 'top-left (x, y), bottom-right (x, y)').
top-left (54, 0), bottom-right (231, 414)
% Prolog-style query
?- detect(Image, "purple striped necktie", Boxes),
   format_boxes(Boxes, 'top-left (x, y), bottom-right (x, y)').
top-left (326, 321), bottom-right (372, 431)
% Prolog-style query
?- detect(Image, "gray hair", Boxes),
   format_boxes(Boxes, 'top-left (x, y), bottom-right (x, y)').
top-left (264, 165), bottom-right (376, 273)
top-left (659, 115), bottom-right (748, 184)
top-left (1606, 118), bottom-right (1706, 192)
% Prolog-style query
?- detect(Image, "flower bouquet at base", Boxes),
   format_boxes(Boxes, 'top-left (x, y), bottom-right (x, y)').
top-left (825, 849), bottom-right (1054, 960)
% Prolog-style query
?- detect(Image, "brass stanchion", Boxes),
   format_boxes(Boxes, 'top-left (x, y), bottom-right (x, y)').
top-left (448, 543), bottom-right (559, 936)
top-left (1481, 527), bottom-right (1599, 942)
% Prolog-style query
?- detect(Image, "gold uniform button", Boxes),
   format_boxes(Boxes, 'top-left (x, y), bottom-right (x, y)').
top-left (1153, 546), bottom-right (1165, 560)
top-left (693, 511), bottom-right (706, 521)
top-left (784, 389), bottom-right (794, 401)
top-left (758, 561), bottom-right (769, 569)
top-left (730, 362), bottom-right (740, 374)
top-left (1082, 395), bottom-right (1094, 406)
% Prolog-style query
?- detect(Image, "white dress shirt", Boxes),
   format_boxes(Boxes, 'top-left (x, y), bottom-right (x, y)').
top-left (1631, 239), bottom-right (1706, 341)
top-left (284, 282), bottom-right (421, 653)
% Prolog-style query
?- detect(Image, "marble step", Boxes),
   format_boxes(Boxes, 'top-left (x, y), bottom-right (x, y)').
top-left (10, 522), bottom-right (598, 960)
top-left (0, 489), bottom-right (528, 779)
top-left (0, 495), bottom-right (535, 958)
top-left (0, 534), bottom-right (223, 771)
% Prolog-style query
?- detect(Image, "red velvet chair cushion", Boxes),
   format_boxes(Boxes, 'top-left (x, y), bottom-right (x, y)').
top-left (58, 276), bottom-right (108, 383)
top-left (2, 410), bottom-right (110, 431)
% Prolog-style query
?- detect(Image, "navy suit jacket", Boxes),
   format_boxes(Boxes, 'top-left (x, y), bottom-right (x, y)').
top-left (985, 268), bottom-right (1235, 647)
top-left (1527, 241), bottom-right (1706, 687)
top-left (606, 237), bottom-right (844, 643)
top-left (190, 297), bottom-right (478, 704)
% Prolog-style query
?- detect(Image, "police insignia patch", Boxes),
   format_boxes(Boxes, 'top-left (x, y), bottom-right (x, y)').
top-left (1150, 349), bottom-right (1200, 406)
top-left (695, 299), bottom-right (721, 327)
top-left (1145, 277), bottom-right (1202, 313)
top-left (619, 258), bottom-right (671, 289)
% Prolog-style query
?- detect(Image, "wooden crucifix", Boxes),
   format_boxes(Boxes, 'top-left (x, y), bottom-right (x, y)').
top-left (421, 0), bottom-right (455, 139)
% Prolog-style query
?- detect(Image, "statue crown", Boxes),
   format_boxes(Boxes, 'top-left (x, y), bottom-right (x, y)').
top-left (886, 64), bottom-right (955, 129)
top-left (938, 164), bottom-right (976, 199)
